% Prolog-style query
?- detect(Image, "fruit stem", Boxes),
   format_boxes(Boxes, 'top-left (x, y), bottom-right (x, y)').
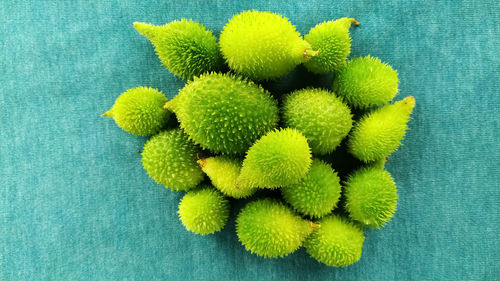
top-left (349, 18), bottom-right (360, 26)
top-left (309, 221), bottom-right (321, 231)
top-left (234, 181), bottom-right (241, 190)
top-left (372, 157), bottom-right (387, 169)
top-left (197, 158), bottom-right (206, 168)
top-left (234, 183), bottom-right (241, 190)
top-left (303, 48), bottom-right (320, 60)
top-left (164, 101), bottom-right (173, 110)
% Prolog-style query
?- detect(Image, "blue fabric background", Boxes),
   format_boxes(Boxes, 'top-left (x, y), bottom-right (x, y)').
top-left (1, 0), bottom-right (499, 280)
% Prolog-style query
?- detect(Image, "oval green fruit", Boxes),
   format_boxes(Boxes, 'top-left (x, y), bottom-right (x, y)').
top-left (134, 19), bottom-right (222, 80)
top-left (236, 199), bottom-right (316, 258)
top-left (303, 18), bottom-right (359, 74)
top-left (165, 73), bottom-right (279, 154)
top-left (198, 156), bottom-right (256, 199)
top-left (333, 55), bottom-right (399, 109)
top-left (282, 159), bottom-right (341, 218)
top-left (141, 129), bottom-right (203, 191)
top-left (237, 128), bottom-right (312, 189)
top-left (304, 215), bottom-right (365, 267)
top-left (345, 167), bottom-right (398, 228)
top-left (282, 88), bottom-right (353, 155)
top-left (178, 186), bottom-right (230, 235)
top-left (348, 96), bottom-right (416, 162)
top-left (102, 87), bottom-right (170, 136)
top-left (220, 10), bottom-right (316, 80)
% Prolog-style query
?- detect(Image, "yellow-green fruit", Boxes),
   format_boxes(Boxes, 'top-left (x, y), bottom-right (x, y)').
top-left (141, 129), bottom-right (203, 191)
top-left (304, 215), bottom-right (365, 267)
top-left (282, 88), bottom-right (353, 155)
top-left (178, 186), bottom-right (230, 235)
top-left (198, 156), bottom-right (256, 199)
top-left (345, 167), bottom-right (397, 228)
top-left (236, 199), bottom-right (316, 258)
top-left (134, 20), bottom-right (222, 80)
top-left (165, 73), bottom-right (279, 154)
top-left (102, 87), bottom-right (169, 136)
top-left (333, 56), bottom-right (399, 109)
top-left (303, 18), bottom-right (359, 74)
top-left (220, 10), bottom-right (317, 80)
top-left (281, 159), bottom-right (341, 218)
top-left (348, 96), bottom-right (415, 162)
top-left (237, 128), bottom-right (312, 189)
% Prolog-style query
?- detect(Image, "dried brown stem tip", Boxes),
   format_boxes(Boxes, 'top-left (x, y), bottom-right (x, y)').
top-left (309, 221), bottom-right (321, 231)
top-left (196, 158), bottom-right (206, 168)
top-left (349, 18), bottom-right (360, 26)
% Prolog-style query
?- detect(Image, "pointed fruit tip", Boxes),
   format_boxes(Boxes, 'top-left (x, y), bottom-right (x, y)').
top-left (101, 110), bottom-right (113, 118)
top-left (197, 158), bottom-right (206, 168)
top-left (133, 21), bottom-right (148, 28)
top-left (402, 96), bottom-right (416, 108)
top-left (133, 22), bottom-right (155, 37)
top-left (133, 21), bottom-right (144, 31)
top-left (164, 101), bottom-right (172, 110)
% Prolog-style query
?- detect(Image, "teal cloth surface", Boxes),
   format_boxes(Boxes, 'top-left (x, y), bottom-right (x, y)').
top-left (1, 0), bottom-right (499, 280)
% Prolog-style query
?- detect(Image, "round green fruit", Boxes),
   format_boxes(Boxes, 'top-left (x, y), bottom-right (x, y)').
top-left (282, 88), bottom-right (352, 155)
top-left (165, 73), bottom-right (279, 154)
top-left (220, 10), bottom-right (317, 80)
top-left (304, 215), bottom-right (365, 267)
top-left (282, 159), bottom-right (341, 218)
top-left (303, 18), bottom-right (359, 74)
top-left (102, 87), bottom-right (169, 136)
top-left (236, 199), bottom-right (316, 258)
top-left (141, 129), bottom-right (203, 191)
top-left (345, 167), bottom-right (398, 228)
top-left (134, 19), bottom-right (222, 80)
top-left (333, 56), bottom-right (399, 109)
top-left (237, 128), bottom-right (312, 189)
top-left (178, 186), bottom-right (230, 235)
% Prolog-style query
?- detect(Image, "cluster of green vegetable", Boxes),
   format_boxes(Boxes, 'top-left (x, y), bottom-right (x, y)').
top-left (102, 10), bottom-right (415, 267)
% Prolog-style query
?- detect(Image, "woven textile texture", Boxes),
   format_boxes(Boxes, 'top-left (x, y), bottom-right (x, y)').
top-left (1, 0), bottom-right (499, 280)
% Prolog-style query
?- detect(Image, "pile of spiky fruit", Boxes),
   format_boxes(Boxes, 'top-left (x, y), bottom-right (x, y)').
top-left (102, 10), bottom-right (415, 267)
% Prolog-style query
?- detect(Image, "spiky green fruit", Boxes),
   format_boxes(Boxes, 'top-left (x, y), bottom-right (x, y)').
top-left (165, 73), bottom-right (279, 154)
top-left (219, 10), bottom-right (317, 80)
top-left (281, 159), bottom-right (341, 218)
top-left (282, 88), bottom-right (353, 155)
top-left (134, 20), bottom-right (222, 80)
top-left (236, 199), bottom-right (316, 258)
top-left (102, 87), bottom-right (169, 136)
top-left (141, 129), bottom-right (203, 191)
top-left (237, 128), bottom-right (312, 189)
top-left (198, 156), bottom-right (256, 199)
top-left (304, 215), bottom-right (365, 267)
top-left (333, 56), bottom-right (399, 109)
top-left (303, 18), bottom-right (359, 74)
top-left (345, 167), bottom-right (397, 228)
top-left (178, 186), bottom-right (230, 235)
top-left (348, 96), bottom-right (416, 162)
